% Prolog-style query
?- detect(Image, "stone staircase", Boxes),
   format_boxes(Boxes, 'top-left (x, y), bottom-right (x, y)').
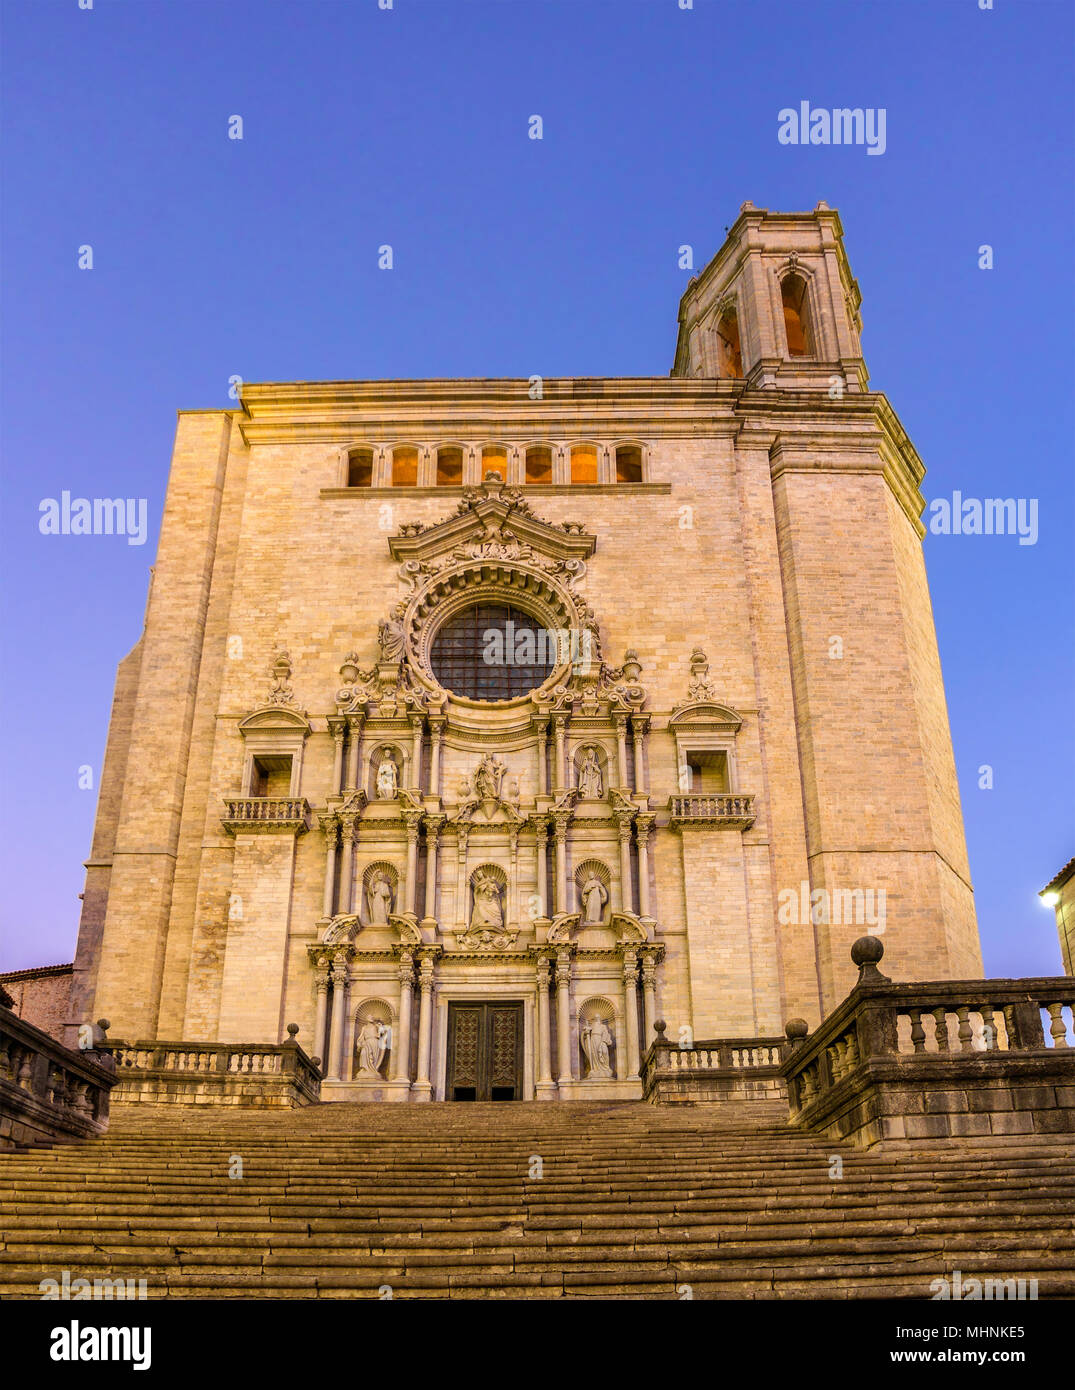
top-left (0, 1099), bottom-right (1073, 1299)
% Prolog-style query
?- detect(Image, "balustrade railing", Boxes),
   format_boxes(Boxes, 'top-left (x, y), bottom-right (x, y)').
top-left (0, 1006), bottom-right (116, 1146)
top-left (110, 1032), bottom-right (321, 1104)
top-left (667, 793), bottom-right (755, 828)
top-left (221, 797), bottom-right (309, 827)
top-left (641, 1020), bottom-right (787, 1098)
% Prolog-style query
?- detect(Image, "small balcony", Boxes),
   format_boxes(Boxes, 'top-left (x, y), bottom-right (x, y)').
top-left (221, 797), bottom-right (310, 835)
top-left (667, 792), bottom-right (755, 830)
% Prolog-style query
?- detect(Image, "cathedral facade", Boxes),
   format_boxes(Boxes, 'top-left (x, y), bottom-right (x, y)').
top-left (69, 205), bottom-right (982, 1102)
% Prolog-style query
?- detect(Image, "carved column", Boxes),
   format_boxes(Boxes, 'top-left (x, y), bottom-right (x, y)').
top-left (327, 955), bottom-right (348, 1081)
top-left (635, 812), bottom-right (655, 920)
top-left (509, 829), bottom-right (520, 929)
top-left (409, 714), bottom-right (424, 791)
top-left (403, 810), bottom-right (423, 916)
top-left (394, 951), bottom-right (414, 1083)
top-left (313, 959), bottom-right (330, 1065)
top-left (413, 952), bottom-right (436, 1100)
top-left (330, 719), bottom-right (346, 795)
top-left (623, 949), bottom-right (641, 1079)
top-left (428, 716), bottom-right (445, 799)
top-left (535, 954), bottom-right (554, 1096)
top-left (555, 948), bottom-right (574, 1084)
top-left (319, 816), bottom-right (339, 919)
top-left (615, 814), bottom-right (634, 913)
top-left (552, 811), bottom-right (570, 915)
top-left (536, 719), bottom-right (549, 796)
top-left (346, 715), bottom-right (363, 792)
top-left (338, 814), bottom-right (357, 914)
top-left (631, 715), bottom-right (649, 795)
top-left (423, 816), bottom-right (443, 923)
top-left (534, 818), bottom-right (549, 919)
top-left (640, 951), bottom-right (658, 1044)
top-left (614, 715), bottom-right (630, 790)
top-left (553, 715), bottom-right (567, 791)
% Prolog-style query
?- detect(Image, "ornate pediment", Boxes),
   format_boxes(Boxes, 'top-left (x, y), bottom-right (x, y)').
top-left (388, 473), bottom-right (596, 574)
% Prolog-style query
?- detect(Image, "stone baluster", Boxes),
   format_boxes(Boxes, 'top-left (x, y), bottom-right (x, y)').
top-left (623, 951), bottom-right (641, 1079)
top-left (555, 948), bottom-right (574, 1084)
top-left (394, 952), bottom-right (414, 1083)
top-left (320, 816), bottom-right (339, 919)
top-left (403, 810), bottom-right (423, 916)
top-left (327, 956), bottom-right (349, 1081)
top-left (932, 1007), bottom-right (949, 1052)
top-left (1047, 1001), bottom-right (1070, 1047)
top-left (908, 1008), bottom-right (926, 1053)
top-left (956, 1005), bottom-right (973, 1052)
top-left (346, 715), bottom-right (363, 792)
top-left (313, 962), bottom-right (330, 1065)
top-left (535, 955), bottom-right (555, 1096)
top-left (614, 715), bottom-right (629, 790)
top-left (413, 953), bottom-right (436, 1100)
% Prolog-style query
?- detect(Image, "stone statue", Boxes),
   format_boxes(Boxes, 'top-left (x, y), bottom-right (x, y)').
top-left (376, 754), bottom-right (399, 800)
top-left (356, 1019), bottom-right (388, 1077)
top-left (367, 870), bottom-right (394, 926)
top-left (581, 1015), bottom-right (613, 1078)
top-left (471, 870), bottom-right (504, 929)
top-left (579, 872), bottom-right (608, 925)
top-left (474, 752), bottom-right (506, 801)
top-left (578, 747), bottom-right (603, 798)
top-left (378, 609), bottom-right (406, 662)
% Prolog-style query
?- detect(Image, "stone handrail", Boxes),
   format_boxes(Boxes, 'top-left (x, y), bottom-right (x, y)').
top-left (0, 1006), bottom-right (117, 1147)
top-left (221, 797), bottom-right (309, 828)
top-left (780, 937), bottom-right (1075, 1143)
top-left (667, 793), bottom-right (755, 829)
top-left (641, 1019), bottom-right (787, 1099)
top-left (109, 1029), bottom-right (322, 1106)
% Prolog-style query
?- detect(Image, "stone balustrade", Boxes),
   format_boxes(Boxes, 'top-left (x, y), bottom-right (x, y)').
top-left (0, 1004), bottom-right (117, 1149)
top-left (221, 797), bottom-right (310, 833)
top-left (641, 1020), bottom-right (788, 1102)
top-left (780, 936), bottom-right (1075, 1147)
top-left (666, 793), bottom-right (755, 830)
top-left (110, 1027), bottom-right (321, 1108)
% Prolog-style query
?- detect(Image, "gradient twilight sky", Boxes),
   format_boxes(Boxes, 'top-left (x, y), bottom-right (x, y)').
top-left (0, 0), bottom-right (1072, 977)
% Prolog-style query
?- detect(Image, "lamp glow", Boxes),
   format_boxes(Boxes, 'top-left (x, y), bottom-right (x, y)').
top-left (1040, 891), bottom-right (1060, 907)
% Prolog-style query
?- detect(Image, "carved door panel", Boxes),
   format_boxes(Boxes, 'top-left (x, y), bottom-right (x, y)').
top-left (447, 1002), bottom-right (522, 1101)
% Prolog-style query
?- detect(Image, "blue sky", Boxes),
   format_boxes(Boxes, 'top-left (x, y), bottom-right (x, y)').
top-left (1, 0), bottom-right (1072, 978)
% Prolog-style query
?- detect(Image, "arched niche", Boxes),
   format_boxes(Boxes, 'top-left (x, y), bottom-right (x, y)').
top-left (236, 707), bottom-right (311, 797)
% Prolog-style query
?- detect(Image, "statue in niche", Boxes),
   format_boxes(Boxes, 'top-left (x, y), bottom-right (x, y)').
top-left (581, 1015), bottom-right (614, 1078)
top-left (578, 747), bottom-right (603, 798)
top-left (376, 753), bottom-right (399, 800)
top-left (378, 607), bottom-right (406, 663)
top-left (471, 870), bottom-right (505, 929)
top-left (579, 872), bottom-right (608, 925)
top-left (367, 870), bottom-right (394, 926)
top-left (355, 1019), bottom-right (389, 1077)
top-left (473, 752), bottom-right (506, 802)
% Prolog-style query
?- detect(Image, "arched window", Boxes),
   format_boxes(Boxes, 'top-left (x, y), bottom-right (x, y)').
top-left (430, 603), bottom-right (557, 701)
top-left (391, 446), bottom-right (419, 486)
top-left (525, 446), bottom-right (552, 484)
top-left (481, 445), bottom-right (508, 482)
top-left (716, 308), bottom-right (743, 378)
top-left (347, 448), bottom-right (373, 488)
top-left (615, 445), bottom-right (643, 483)
top-left (570, 445), bottom-right (599, 485)
top-left (781, 275), bottom-right (814, 357)
top-left (436, 446), bottom-right (463, 486)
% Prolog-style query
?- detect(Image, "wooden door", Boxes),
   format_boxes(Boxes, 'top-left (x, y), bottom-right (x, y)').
top-left (446, 1002), bottom-right (523, 1100)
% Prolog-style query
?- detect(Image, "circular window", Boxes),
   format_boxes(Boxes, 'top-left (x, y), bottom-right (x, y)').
top-left (429, 603), bottom-right (556, 702)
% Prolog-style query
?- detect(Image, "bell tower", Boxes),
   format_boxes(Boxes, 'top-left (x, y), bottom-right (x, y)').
top-left (672, 201), bottom-right (868, 394)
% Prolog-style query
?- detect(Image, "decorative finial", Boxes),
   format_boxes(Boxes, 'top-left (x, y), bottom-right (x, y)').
top-left (784, 1018), bottom-right (809, 1049)
top-left (850, 935), bottom-right (888, 985)
top-left (286, 1022), bottom-right (299, 1039)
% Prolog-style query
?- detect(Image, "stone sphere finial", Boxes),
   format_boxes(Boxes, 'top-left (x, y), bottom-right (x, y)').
top-left (851, 934), bottom-right (889, 984)
top-left (286, 1023), bottom-right (299, 1038)
top-left (96, 1018), bottom-right (111, 1035)
top-left (653, 1019), bottom-right (667, 1039)
top-left (785, 1018), bottom-right (809, 1043)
